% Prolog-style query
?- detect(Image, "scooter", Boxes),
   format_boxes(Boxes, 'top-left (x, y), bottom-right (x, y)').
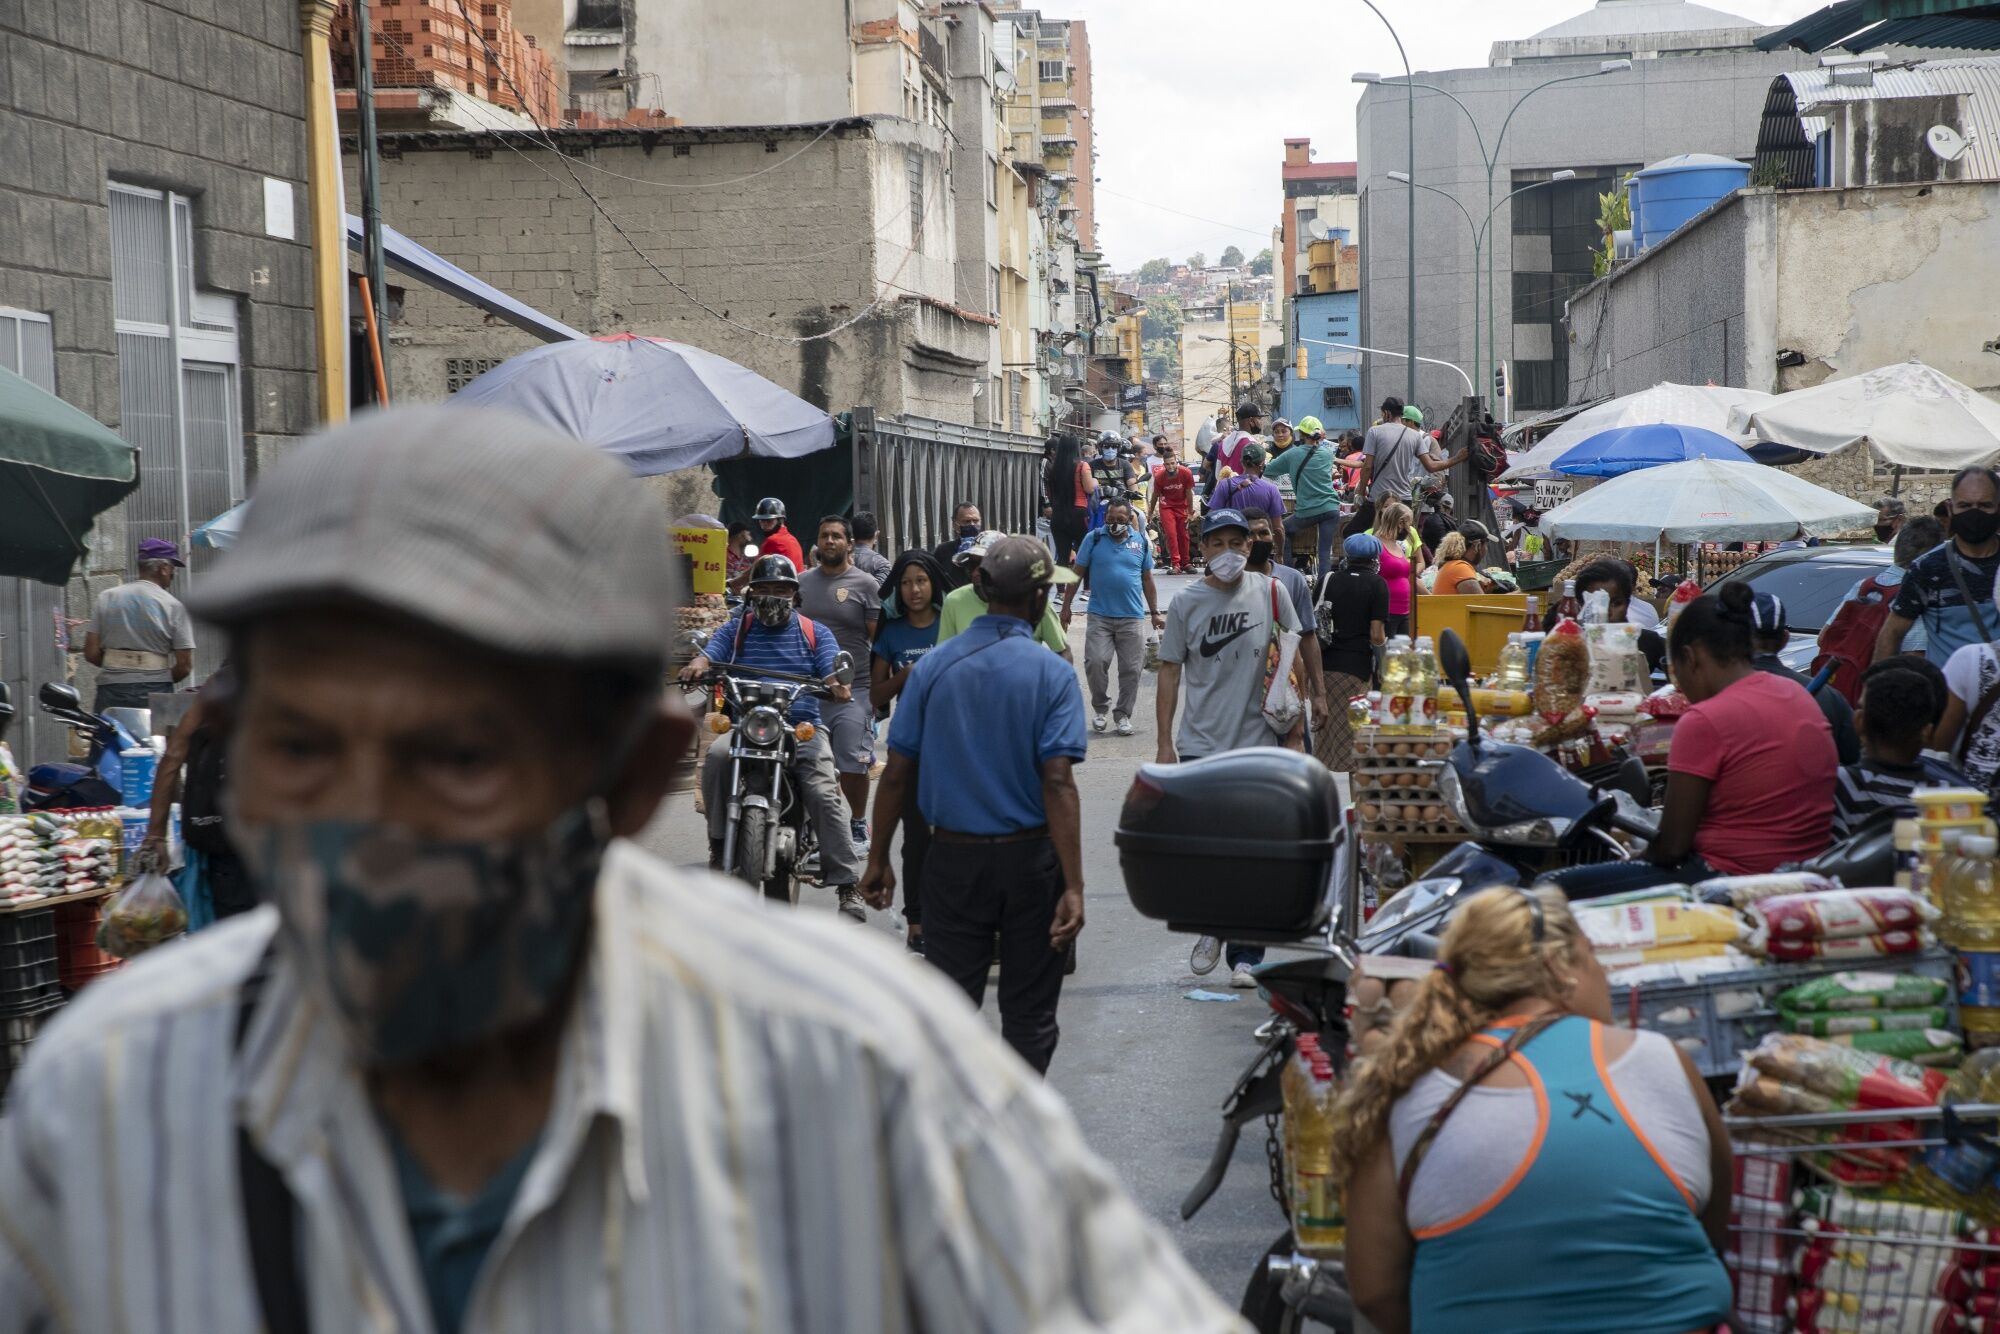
top-left (21, 682), bottom-right (141, 811)
top-left (1116, 748), bottom-right (1362, 1333)
top-left (684, 646), bottom-right (855, 904)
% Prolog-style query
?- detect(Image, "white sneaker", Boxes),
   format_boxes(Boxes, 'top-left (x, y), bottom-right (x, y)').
top-left (1115, 717), bottom-right (1135, 736)
top-left (1190, 935), bottom-right (1222, 975)
top-left (1230, 964), bottom-right (1258, 989)
top-left (1093, 712), bottom-right (1110, 732)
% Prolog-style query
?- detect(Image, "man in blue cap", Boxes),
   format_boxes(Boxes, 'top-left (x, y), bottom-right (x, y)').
top-left (1157, 507), bottom-right (1303, 988)
top-left (84, 538), bottom-right (196, 711)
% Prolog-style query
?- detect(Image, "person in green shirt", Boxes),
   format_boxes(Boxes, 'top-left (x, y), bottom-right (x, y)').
top-left (1268, 415), bottom-right (1344, 576)
top-left (935, 530), bottom-right (1071, 657)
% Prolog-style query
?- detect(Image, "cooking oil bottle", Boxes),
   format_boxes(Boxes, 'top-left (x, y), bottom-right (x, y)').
top-left (1496, 633), bottom-right (1530, 689)
top-left (1908, 1049), bottom-right (2000, 1222)
top-left (1945, 835), bottom-right (2000, 950)
top-left (1380, 637), bottom-right (1414, 733)
top-left (1410, 637), bottom-right (1441, 733)
top-left (1291, 1050), bottom-right (1345, 1250)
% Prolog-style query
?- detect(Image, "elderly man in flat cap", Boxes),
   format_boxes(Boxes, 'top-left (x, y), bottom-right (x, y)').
top-left (0, 407), bottom-right (1243, 1334)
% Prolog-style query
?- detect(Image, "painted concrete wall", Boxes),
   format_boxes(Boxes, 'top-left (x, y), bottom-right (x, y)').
top-left (349, 125), bottom-right (986, 432)
top-left (1282, 291), bottom-right (1364, 434)
top-left (629, 0), bottom-right (852, 126)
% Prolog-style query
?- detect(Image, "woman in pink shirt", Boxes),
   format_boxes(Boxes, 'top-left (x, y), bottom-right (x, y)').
top-left (1553, 581), bottom-right (1838, 900)
top-left (1369, 501), bottom-right (1421, 639)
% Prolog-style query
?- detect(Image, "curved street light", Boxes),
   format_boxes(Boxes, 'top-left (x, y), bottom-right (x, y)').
top-left (1354, 57), bottom-right (1631, 399)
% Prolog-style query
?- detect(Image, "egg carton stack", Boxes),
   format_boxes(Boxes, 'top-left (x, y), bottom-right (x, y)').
top-left (0, 814), bottom-right (117, 906)
top-left (1352, 728), bottom-right (1462, 842)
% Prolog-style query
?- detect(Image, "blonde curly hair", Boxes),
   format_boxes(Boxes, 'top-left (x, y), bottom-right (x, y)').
top-left (1375, 501), bottom-right (1414, 542)
top-left (1328, 886), bottom-right (1592, 1189)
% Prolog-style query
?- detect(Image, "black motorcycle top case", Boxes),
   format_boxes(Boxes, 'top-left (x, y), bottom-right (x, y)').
top-left (1116, 749), bottom-right (1341, 941)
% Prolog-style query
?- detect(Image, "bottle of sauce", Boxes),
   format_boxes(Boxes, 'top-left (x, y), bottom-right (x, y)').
top-left (1521, 594), bottom-right (1541, 634)
top-left (1555, 579), bottom-right (1581, 624)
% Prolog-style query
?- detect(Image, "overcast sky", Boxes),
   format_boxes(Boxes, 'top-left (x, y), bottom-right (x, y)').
top-left (1081, 0), bottom-right (1825, 271)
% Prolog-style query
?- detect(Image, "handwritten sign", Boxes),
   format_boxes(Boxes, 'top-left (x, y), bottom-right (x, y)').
top-left (673, 526), bottom-right (726, 596)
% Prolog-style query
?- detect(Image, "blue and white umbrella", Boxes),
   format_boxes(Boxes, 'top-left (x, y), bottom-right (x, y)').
top-left (1552, 423), bottom-right (1755, 479)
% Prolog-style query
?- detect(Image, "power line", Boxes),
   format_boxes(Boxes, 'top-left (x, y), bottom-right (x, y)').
top-left (1094, 186), bottom-right (1272, 241)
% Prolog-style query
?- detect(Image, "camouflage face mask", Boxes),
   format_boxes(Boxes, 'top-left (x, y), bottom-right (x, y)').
top-left (232, 797), bottom-right (612, 1066)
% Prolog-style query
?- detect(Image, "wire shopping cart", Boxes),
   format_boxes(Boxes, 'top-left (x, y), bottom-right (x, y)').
top-left (1725, 1103), bottom-right (2000, 1334)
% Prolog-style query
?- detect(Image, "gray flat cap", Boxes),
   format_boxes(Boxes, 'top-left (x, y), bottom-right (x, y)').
top-left (189, 405), bottom-right (678, 665)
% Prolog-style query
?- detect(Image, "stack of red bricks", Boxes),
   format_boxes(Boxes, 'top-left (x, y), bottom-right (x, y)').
top-left (332, 0), bottom-right (557, 114)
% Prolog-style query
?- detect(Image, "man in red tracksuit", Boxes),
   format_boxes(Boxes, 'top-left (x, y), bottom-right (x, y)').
top-left (1151, 440), bottom-right (1195, 573)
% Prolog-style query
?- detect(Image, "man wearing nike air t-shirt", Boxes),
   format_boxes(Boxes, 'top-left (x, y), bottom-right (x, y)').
top-left (1157, 507), bottom-right (1303, 986)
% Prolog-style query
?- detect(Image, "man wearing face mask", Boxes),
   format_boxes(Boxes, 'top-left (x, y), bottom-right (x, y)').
top-left (685, 553), bottom-right (866, 917)
top-left (931, 499), bottom-right (983, 590)
top-left (1158, 507), bottom-right (1303, 987)
top-left (1875, 497), bottom-right (1907, 544)
top-left (1880, 467), bottom-right (2000, 668)
top-left (0, 407), bottom-right (1242, 1334)
top-left (1062, 498), bottom-right (1163, 736)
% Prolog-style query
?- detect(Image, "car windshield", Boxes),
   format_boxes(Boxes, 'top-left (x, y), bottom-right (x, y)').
top-left (1712, 555), bottom-right (1887, 632)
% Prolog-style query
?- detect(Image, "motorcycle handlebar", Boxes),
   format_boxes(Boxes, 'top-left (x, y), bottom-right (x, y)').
top-left (683, 664), bottom-right (837, 694)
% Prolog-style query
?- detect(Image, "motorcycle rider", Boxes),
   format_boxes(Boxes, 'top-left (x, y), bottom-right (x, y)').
top-left (750, 496), bottom-right (805, 572)
top-left (682, 555), bottom-right (866, 919)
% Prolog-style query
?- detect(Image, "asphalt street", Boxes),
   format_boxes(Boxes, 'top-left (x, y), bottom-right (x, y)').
top-left (635, 572), bottom-right (1316, 1312)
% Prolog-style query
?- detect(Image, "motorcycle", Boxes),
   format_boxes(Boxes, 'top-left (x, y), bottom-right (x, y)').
top-left (22, 682), bottom-right (142, 812)
top-left (1361, 631), bottom-right (1898, 954)
top-left (684, 646), bottom-right (854, 904)
top-left (1116, 748), bottom-right (1363, 1333)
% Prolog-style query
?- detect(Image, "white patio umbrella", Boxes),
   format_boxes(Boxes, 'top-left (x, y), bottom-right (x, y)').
top-left (1540, 457), bottom-right (1875, 545)
top-left (1729, 360), bottom-right (2000, 470)
top-left (1502, 382), bottom-right (1774, 481)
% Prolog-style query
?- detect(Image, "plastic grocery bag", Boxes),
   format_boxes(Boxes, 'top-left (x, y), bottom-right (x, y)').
top-left (98, 870), bottom-right (189, 958)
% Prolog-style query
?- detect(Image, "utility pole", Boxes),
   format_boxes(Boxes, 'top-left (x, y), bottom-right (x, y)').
top-left (352, 0), bottom-right (392, 400)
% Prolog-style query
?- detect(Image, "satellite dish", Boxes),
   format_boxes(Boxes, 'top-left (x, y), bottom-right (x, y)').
top-left (1306, 217), bottom-right (1330, 241)
top-left (1927, 125), bottom-right (1970, 162)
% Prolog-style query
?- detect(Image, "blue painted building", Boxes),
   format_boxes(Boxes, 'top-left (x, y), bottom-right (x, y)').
top-left (1281, 288), bottom-right (1364, 435)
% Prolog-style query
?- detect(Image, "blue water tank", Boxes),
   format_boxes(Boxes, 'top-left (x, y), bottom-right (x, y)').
top-left (1628, 154), bottom-right (1752, 251)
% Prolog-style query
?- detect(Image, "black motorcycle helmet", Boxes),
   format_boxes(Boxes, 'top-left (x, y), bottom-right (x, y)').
top-left (746, 553), bottom-right (800, 589)
top-left (753, 497), bottom-right (786, 523)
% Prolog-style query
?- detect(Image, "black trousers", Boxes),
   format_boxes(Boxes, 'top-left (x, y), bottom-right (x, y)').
top-left (1049, 506), bottom-right (1088, 564)
top-left (920, 836), bottom-right (1067, 1074)
top-left (900, 797), bottom-right (932, 925)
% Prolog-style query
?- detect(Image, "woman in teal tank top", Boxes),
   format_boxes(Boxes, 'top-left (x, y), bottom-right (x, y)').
top-left (1332, 887), bottom-right (1733, 1334)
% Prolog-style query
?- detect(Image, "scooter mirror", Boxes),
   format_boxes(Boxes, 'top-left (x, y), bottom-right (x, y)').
top-left (1437, 629), bottom-right (1472, 688)
top-left (685, 632), bottom-right (709, 656)
top-left (37, 682), bottom-right (82, 713)
top-left (832, 651), bottom-right (856, 687)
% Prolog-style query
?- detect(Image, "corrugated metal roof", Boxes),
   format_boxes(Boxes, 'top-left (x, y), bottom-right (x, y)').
top-left (1766, 55), bottom-right (2000, 179)
top-left (1761, 0), bottom-right (2000, 52)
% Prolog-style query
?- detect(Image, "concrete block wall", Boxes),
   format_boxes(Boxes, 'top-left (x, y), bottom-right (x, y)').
top-left (354, 124), bottom-right (984, 426)
top-left (0, 0), bottom-right (317, 717)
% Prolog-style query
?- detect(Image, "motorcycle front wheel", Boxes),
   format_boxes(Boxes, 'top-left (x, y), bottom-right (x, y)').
top-left (735, 807), bottom-right (773, 893)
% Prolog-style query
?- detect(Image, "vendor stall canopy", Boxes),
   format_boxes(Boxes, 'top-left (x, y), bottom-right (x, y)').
top-left (1728, 360), bottom-right (2000, 471)
top-left (1539, 457), bottom-right (1875, 544)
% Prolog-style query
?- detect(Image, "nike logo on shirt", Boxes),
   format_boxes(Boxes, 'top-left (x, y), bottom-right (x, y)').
top-left (1199, 611), bottom-right (1256, 658)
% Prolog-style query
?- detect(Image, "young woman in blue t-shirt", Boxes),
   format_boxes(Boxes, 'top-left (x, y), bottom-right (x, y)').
top-left (871, 549), bottom-right (950, 953)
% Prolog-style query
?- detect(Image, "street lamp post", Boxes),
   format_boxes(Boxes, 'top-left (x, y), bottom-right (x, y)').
top-left (1353, 58), bottom-right (1630, 400)
top-left (1351, 0), bottom-right (1416, 407)
top-left (1385, 169), bottom-right (1576, 412)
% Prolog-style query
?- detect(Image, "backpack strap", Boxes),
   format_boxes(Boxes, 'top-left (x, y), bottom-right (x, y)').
top-left (734, 610), bottom-right (816, 658)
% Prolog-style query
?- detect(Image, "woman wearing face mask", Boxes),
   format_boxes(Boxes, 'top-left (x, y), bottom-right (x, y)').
top-left (1369, 501), bottom-right (1421, 639)
top-left (871, 549), bottom-right (949, 952)
top-left (1339, 887), bottom-right (1733, 1334)
top-left (1063, 499), bottom-right (1163, 737)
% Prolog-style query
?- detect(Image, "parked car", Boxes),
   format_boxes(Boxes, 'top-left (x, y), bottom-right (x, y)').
top-left (1702, 543), bottom-right (1894, 673)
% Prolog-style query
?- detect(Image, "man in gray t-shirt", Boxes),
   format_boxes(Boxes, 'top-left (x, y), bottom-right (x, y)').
top-left (1360, 400), bottom-right (1463, 505)
top-left (797, 516), bottom-right (884, 847)
top-left (85, 539), bottom-right (196, 712)
top-left (1156, 509), bottom-right (1301, 762)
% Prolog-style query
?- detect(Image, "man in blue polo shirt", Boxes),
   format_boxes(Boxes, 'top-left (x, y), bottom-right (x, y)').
top-left (860, 537), bottom-right (1088, 1073)
top-left (682, 554), bottom-right (865, 917)
top-left (1061, 496), bottom-right (1163, 737)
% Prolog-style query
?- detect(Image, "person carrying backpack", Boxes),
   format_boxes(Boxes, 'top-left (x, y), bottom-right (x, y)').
top-left (1815, 516), bottom-right (1944, 704)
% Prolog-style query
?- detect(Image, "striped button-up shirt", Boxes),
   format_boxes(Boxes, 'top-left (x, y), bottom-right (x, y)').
top-left (0, 844), bottom-right (1244, 1334)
